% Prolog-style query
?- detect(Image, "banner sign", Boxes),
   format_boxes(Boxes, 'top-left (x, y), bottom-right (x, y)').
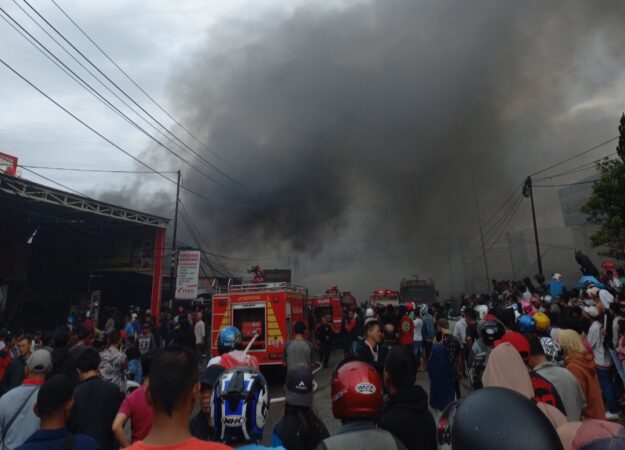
top-left (175, 250), bottom-right (201, 299)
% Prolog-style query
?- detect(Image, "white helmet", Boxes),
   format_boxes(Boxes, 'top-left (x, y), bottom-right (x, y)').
top-left (365, 308), bottom-right (375, 318)
top-left (552, 273), bottom-right (562, 281)
top-left (475, 305), bottom-right (489, 320)
top-left (420, 304), bottom-right (429, 316)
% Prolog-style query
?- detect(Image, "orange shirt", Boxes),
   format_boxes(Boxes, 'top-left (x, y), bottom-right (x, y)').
top-left (127, 438), bottom-right (232, 450)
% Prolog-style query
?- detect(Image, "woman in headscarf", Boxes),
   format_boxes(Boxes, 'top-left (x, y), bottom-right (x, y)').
top-left (427, 343), bottom-right (455, 414)
top-left (482, 342), bottom-right (567, 430)
top-left (559, 329), bottom-right (605, 420)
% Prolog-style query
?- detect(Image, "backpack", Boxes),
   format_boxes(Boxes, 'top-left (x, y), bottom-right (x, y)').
top-left (467, 339), bottom-right (491, 390)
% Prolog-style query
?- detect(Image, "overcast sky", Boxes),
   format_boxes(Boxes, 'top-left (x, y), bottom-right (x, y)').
top-left (2, 1), bottom-right (625, 296)
top-left (0, 0), bottom-right (358, 203)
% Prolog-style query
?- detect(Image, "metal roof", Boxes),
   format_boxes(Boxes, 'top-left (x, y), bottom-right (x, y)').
top-left (0, 172), bottom-right (169, 228)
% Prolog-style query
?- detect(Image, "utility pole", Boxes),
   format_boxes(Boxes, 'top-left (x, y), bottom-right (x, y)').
top-left (471, 170), bottom-right (491, 291)
top-left (523, 176), bottom-right (543, 276)
top-left (506, 232), bottom-right (517, 279)
top-left (168, 170), bottom-right (181, 303)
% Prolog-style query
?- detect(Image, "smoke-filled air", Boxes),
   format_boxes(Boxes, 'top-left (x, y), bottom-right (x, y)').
top-left (128, 0), bottom-right (625, 296)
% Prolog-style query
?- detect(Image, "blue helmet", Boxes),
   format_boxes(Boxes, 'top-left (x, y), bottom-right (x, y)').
top-left (217, 326), bottom-right (242, 354)
top-left (517, 314), bottom-right (536, 333)
top-left (67, 315), bottom-right (76, 325)
top-left (211, 367), bottom-right (269, 444)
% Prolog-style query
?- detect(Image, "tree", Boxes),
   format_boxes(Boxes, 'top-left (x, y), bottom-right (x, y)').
top-left (581, 114), bottom-right (625, 258)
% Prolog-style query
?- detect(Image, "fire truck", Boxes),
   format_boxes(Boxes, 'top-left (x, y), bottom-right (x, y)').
top-left (210, 282), bottom-right (308, 366)
top-left (399, 276), bottom-right (437, 305)
top-left (368, 289), bottom-right (401, 308)
top-left (308, 287), bottom-right (357, 334)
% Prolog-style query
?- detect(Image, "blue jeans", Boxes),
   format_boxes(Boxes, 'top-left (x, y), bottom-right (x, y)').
top-left (597, 367), bottom-right (619, 414)
top-left (609, 348), bottom-right (625, 387)
top-left (413, 341), bottom-right (423, 360)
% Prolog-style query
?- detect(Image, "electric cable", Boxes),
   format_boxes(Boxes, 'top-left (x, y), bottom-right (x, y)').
top-left (1, 6), bottom-right (227, 189)
top-left (0, 57), bottom-right (219, 205)
top-left (23, 0), bottom-right (240, 187)
top-left (49, 0), bottom-right (236, 171)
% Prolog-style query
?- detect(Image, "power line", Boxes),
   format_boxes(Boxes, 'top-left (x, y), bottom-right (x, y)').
top-left (22, 0), bottom-right (240, 188)
top-left (178, 201), bottom-right (232, 276)
top-left (19, 165), bottom-right (92, 198)
top-left (19, 164), bottom-right (177, 174)
top-left (464, 184), bottom-right (524, 256)
top-left (534, 152), bottom-right (617, 181)
top-left (533, 179), bottom-right (599, 188)
top-left (49, 0), bottom-right (236, 172)
top-left (0, 56), bottom-right (219, 205)
top-left (529, 136), bottom-right (619, 178)
top-left (1, 7), bottom-right (227, 190)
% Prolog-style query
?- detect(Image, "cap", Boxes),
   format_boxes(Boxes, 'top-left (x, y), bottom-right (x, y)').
top-left (437, 318), bottom-right (450, 332)
top-left (200, 365), bottom-right (226, 387)
top-left (495, 331), bottom-right (530, 356)
top-left (584, 306), bottom-right (599, 318)
top-left (27, 349), bottom-right (52, 373)
top-left (285, 366), bottom-right (314, 407)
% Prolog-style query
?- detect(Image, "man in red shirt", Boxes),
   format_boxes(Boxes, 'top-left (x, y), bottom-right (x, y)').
top-left (112, 350), bottom-right (158, 446)
top-left (398, 306), bottom-right (414, 347)
top-left (126, 346), bottom-right (230, 450)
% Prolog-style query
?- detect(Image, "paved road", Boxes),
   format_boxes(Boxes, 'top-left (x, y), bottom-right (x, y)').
top-left (260, 348), bottom-right (468, 446)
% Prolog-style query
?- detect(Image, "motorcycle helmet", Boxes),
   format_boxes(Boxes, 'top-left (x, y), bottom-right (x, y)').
top-left (533, 312), bottom-right (550, 333)
top-left (420, 304), bottom-right (429, 316)
top-left (211, 367), bottom-right (269, 443)
top-left (331, 358), bottom-right (382, 420)
top-left (217, 326), bottom-right (242, 355)
top-left (439, 387), bottom-right (563, 450)
top-left (517, 315), bottom-right (536, 333)
top-left (66, 315), bottom-right (76, 325)
top-left (521, 301), bottom-right (533, 314)
top-left (479, 320), bottom-right (505, 345)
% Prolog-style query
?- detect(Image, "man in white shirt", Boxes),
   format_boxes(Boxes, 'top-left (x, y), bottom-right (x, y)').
top-left (412, 309), bottom-right (423, 369)
top-left (584, 306), bottom-right (619, 419)
top-left (453, 310), bottom-right (467, 348)
top-left (194, 312), bottom-right (206, 360)
top-left (587, 287), bottom-right (614, 310)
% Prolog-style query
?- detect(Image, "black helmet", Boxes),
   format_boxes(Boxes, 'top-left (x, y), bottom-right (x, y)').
top-left (478, 319), bottom-right (505, 345)
top-left (439, 387), bottom-right (563, 450)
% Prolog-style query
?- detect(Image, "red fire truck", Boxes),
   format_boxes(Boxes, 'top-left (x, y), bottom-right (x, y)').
top-left (210, 282), bottom-right (308, 366)
top-left (308, 287), bottom-right (357, 334)
top-left (368, 289), bottom-right (401, 308)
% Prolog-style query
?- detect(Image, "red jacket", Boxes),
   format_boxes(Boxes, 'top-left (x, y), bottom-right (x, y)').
top-left (398, 316), bottom-right (414, 346)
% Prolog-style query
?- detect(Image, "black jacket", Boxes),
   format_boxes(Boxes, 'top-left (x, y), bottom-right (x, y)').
top-left (68, 376), bottom-right (123, 450)
top-left (47, 348), bottom-right (77, 385)
top-left (4, 355), bottom-right (27, 390)
top-left (378, 385), bottom-right (437, 450)
top-left (273, 410), bottom-right (329, 450)
top-left (189, 411), bottom-right (213, 441)
top-left (351, 339), bottom-right (387, 377)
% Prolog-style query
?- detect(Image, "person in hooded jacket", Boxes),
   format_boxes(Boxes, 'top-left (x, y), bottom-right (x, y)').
top-left (46, 328), bottom-right (77, 386)
top-left (379, 346), bottom-right (436, 450)
top-left (559, 329), bottom-right (606, 420)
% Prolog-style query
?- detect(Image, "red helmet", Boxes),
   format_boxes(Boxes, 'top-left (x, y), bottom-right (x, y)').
top-left (331, 358), bottom-right (382, 420)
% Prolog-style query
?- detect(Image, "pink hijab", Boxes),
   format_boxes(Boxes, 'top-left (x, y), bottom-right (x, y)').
top-left (482, 342), bottom-right (568, 430)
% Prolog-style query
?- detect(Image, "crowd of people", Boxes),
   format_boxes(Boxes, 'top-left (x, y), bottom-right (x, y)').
top-left (3, 259), bottom-right (625, 449)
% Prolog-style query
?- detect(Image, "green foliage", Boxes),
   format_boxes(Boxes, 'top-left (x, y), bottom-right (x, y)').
top-left (582, 117), bottom-right (625, 258)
